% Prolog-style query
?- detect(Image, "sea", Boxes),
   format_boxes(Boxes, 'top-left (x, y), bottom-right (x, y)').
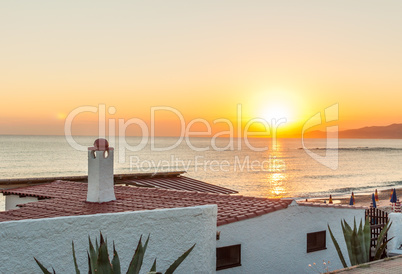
top-left (1, 135), bottom-right (402, 200)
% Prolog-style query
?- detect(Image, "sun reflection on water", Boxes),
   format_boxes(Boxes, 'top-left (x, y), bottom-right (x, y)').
top-left (267, 172), bottom-right (287, 198)
top-left (254, 138), bottom-right (289, 198)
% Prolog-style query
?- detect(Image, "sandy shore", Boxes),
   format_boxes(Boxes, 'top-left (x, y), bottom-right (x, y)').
top-left (306, 188), bottom-right (401, 209)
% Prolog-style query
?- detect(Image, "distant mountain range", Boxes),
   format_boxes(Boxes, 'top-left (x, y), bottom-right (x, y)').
top-left (304, 123), bottom-right (402, 139)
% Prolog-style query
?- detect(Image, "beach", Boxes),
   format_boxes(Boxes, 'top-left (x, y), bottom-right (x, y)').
top-left (308, 188), bottom-right (401, 210)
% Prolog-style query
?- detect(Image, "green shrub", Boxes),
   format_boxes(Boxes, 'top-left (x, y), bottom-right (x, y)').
top-left (328, 217), bottom-right (392, 268)
top-left (34, 232), bottom-right (195, 274)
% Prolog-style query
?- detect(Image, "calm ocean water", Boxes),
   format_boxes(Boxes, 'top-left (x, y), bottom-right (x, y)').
top-left (1, 135), bottom-right (402, 199)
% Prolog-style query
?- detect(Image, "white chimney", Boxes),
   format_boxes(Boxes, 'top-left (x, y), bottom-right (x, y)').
top-left (87, 138), bottom-right (116, 203)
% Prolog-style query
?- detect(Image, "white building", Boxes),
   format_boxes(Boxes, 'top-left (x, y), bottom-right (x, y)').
top-left (0, 139), bottom-right (369, 273)
top-left (0, 179), bottom-right (369, 273)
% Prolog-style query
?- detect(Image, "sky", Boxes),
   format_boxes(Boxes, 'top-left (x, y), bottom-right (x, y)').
top-left (1, 1), bottom-right (402, 137)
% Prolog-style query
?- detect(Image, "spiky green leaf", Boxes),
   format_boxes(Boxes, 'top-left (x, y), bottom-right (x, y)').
top-left (327, 224), bottom-right (348, 268)
top-left (96, 239), bottom-right (99, 254)
top-left (34, 257), bottom-right (53, 274)
top-left (357, 219), bottom-right (368, 264)
top-left (88, 236), bottom-right (98, 273)
top-left (96, 241), bottom-right (113, 274)
top-left (342, 220), bottom-right (355, 266)
top-left (374, 221), bottom-right (393, 258)
top-left (72, 241), bottom-right (80, 274)
top-left (363, 217), bottom-right (371, 261)
top-left (112, 241), bottom-right (121, 274)
top-left (127, 235), bottom-right (145, 274)
top-left (374, 237), bottom-right (394, 260)
top-left (165, 244), bottom-right (195, 274)
top-left (143, 234), bottom-right (150, 253)
top-left (352, 226), bottom-right (365, 265)
top-left (149, 259), bottom-right (157, 272)
top-left (87, 251), bottom-right (92, 274)
top-left (343, 219), bottom-right (353, 234)
top-left (100, 232), bottom-right (105, 246)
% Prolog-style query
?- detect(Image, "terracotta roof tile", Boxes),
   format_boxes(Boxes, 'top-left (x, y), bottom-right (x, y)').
top-left (0, 172), bottom-right (238, 195)
top-left (1, 180), bottom-right (292, 226)
top-left (123, 176), bottom-right (238, 194)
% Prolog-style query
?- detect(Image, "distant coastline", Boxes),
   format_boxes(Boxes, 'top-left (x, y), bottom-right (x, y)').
top-left (304, 123), bottom-right (402, 139)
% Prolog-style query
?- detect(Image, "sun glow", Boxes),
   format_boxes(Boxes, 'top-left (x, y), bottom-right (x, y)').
top-left (252, 88), bottom-right (303, 125)
top-left (261, 104), bottom-right (292, 122)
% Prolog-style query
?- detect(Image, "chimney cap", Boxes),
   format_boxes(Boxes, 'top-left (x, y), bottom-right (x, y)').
top-left (89, 138), bottom-right (109, 151)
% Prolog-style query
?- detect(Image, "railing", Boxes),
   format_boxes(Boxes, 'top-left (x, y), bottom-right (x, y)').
top-left (365, 208), bottom-right (388, 261)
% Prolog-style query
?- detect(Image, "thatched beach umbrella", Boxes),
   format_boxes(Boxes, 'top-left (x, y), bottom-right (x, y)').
top-left (329, 195), bottom-right (333, 204)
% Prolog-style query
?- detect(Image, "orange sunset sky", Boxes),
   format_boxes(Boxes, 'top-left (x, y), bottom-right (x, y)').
top-left (1, 1), bottom-right (401, 137)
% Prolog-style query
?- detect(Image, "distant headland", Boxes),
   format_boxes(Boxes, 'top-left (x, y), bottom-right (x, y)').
top-left (304, 123), bottom-right (402, 139)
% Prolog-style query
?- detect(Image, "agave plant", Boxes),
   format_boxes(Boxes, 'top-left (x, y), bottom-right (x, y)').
top-left (328, 217), bottom-right (393, 268)
top-left (34, 232), bottom-right (195, 274)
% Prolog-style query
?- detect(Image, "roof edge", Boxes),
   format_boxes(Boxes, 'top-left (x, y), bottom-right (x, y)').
top-left (0, 171), bottom-right (187, 186)
top-left (297, 201), bottom-right (368, 210)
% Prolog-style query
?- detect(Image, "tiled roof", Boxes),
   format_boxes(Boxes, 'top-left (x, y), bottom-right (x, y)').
top-left (0, 172), bottom-right (238, 194)
top-left (0, 181), bottom-right (291, 226)
top-left (122, 176), bottom-right (238, 194)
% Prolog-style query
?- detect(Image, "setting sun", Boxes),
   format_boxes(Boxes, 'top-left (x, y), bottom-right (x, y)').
top-left (261, 104), bottom-right (292, 122)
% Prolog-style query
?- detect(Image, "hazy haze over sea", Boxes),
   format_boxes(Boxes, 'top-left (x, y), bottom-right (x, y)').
top-left (1, 135), bottom-right (402, 199)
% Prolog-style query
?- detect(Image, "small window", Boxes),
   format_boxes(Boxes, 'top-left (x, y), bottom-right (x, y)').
top-left (307, 231), bottom-right (327, 253)
top-left (216, 244), bottom-right (241, 270)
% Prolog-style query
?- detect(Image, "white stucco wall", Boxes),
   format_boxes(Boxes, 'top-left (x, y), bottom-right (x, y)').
top-left (0, 205), bottom-right (217, 274)
top-left (217, 204), bottom-right (365, 274)
top-left (388, 213), bottom-right (402, 251)
top-left (5, 194), bottom-right (38, 210)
